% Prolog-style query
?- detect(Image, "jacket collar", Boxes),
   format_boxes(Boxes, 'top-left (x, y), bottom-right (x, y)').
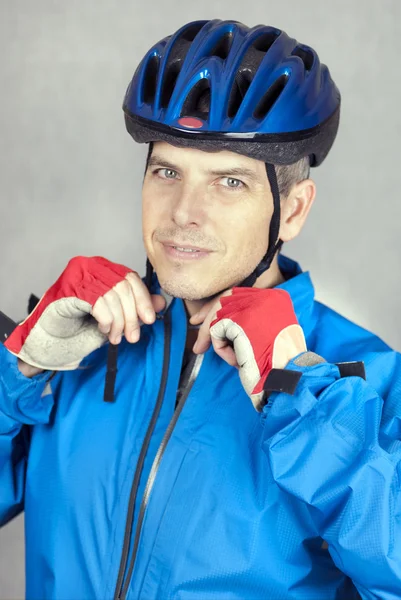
top-left (153, 254), bottom-right (317, 339)
top-left (276, 255), bottom-right (317, 339)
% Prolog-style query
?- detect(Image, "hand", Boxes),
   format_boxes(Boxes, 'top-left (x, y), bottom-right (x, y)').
top-left (92, 268), bottom-right (165, 345)
top-left (190, 287), bottom-right (306, 410)
top-left (4, 256), bottom-right (165, 371)
top-left (190, 290), bottom-right (238, 367)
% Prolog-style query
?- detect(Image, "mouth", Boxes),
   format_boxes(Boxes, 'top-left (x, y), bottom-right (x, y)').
top-left (160, 241), bottom-right (213, 261)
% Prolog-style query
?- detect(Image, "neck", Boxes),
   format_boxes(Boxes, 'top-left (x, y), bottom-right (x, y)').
top-left (183, 256), bottom-right (285, 318)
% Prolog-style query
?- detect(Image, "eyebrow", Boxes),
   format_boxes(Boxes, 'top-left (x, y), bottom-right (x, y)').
top-left (147, 154), bottom-right (260, 183)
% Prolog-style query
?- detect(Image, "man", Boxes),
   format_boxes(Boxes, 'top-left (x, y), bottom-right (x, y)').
top-left (1, 19), bottom-right (400, 600)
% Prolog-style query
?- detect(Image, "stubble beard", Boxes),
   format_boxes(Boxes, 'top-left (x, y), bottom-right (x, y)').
top-left (157, 259), bottom-right (255, 301)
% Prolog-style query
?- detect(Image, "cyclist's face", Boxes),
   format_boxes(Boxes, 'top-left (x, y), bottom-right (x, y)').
top-left (142, 142), bottom-right (273, 301)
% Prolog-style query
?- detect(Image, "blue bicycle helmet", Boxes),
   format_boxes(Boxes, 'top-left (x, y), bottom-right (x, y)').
top-left (124, 20), bottom-right (340, 166)
top-left (103, 20), bottom-right (341, 402)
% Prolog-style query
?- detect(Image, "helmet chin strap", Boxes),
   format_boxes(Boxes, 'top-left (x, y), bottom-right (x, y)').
top-left (145, 142), bottom-right (155, 291)
top-left (237, 163), bottom-right (283, 288)
top-left (143, 144), bottom-right (282, 295)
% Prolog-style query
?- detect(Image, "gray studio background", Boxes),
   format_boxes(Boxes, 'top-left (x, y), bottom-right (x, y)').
top-left (0, 0), bottom-right (400, 597)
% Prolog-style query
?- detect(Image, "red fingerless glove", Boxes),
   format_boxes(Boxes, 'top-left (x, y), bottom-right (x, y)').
top-left (210, 287), bottom-right (306, 410)
top-left (5, 256), bottom-right (133, 370)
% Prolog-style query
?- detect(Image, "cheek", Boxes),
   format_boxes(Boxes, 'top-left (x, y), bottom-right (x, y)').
top-left (142, 181), bottom-right (174, 223)
top-left (141, 193), bottom-right (159, 253)
top-left (142, 186), bottom-right (164, 229)
top-left (223, 200), bottom-right (271, 255)
top-left (142, 198), bottom-right (154, 225)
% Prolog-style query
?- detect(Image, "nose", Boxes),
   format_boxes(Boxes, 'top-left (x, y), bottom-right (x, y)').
top-left (171, 182), bottom-right (205, 228)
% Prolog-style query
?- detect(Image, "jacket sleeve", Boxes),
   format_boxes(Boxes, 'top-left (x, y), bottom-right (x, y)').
top-left (262, 354), bottom-right (401, 600)
top-left (0, 344), bottom-right (55, 526)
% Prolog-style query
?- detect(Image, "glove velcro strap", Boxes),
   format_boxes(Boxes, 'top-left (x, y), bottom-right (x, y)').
top-left (263, 352), bottom-right (326, 404)
top-left (263, 368), bottom-right (303, 400)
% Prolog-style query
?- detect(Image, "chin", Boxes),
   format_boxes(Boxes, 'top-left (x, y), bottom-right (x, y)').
top-left (154, 267), bottom-right (216, 300)
top-left (152, 252), bottom-right (254, 299)
top-left (158, 277), bottom-right (210, 301)
top-left (157, 270), bottom-right (245, 301)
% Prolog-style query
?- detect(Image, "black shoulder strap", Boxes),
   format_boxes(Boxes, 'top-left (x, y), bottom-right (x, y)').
top-left (0, 311), bottom-right (18, 344)
top-left (28, 293), bottom-right (40, 314)
top-left (0, 293), bottom-right (41, 345)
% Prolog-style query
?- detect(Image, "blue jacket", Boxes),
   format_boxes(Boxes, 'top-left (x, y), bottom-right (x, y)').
top-left (1, 255), bottom-right (400, 600)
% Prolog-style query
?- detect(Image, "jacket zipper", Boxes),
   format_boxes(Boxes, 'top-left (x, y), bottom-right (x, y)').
top-left (113, 311), bottom-right (172, 600)
top-left (115, 348), bottom-right (203, 600)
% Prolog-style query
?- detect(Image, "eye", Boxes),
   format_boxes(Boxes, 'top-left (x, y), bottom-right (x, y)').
top-left (220, 177), bottom-right (245, 190)
top-left (153, 168), bottom-right (179, 180)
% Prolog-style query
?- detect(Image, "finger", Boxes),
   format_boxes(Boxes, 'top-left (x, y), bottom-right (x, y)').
top-left (211, 335), bottom-right (230, 350)
top-left (189, 297), bottom-right (219, 325)
top-left (193, 333), bottom-right (212, 354)
top-left (151, 294), bottom-right (166, 314)
top-left (211, 331), bottom-right (239, 367)
top-left (189, 289), bottom-right (232, 324)
top-left (102, 288), bottom-right (126, 344)
top-left (125, 272), bottom-right (158, 324)
top-left (213, 343), bottom-right (239, 368)
top-left (193, 318), bottom-right (214, 354)
top-left (189, 302), bottom-right (213, 325)
top-left (114, 279), bottom-right (140, 343)
top-left (92, 296), bottom-right (114, 336)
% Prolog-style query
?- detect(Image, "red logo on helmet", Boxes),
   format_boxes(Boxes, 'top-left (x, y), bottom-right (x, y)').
top-left (177, 117), bottom-right (204, 129)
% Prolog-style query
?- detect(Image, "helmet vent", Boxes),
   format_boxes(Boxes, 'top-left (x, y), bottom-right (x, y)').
top-left (160, 27), bottom-right (206, 109)
top-left (291, 46), bottom-right (314, 71)
top-left (181, 22), bottom-right (205, 42)
top-left (253, 74), bottom-right (288, 119)
top-left (209, 32), bottom-right (234, 60)
top-left (226, 29), bottom-right (281, 119)
top-left (142, 54), bottom-right (159, 104)
top-left (252, 30), bottom-right (280, 53)
top-left (181, 77), bottom-right (211, 119)
top-left (227, 72), bottom-right (252, 118)
top-left (238, 30), bottom-right (281, 78)
top-left (160, 62), bottom-right (182, 109)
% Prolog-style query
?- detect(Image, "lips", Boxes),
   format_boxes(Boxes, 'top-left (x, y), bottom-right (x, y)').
top-left (162, 241), bottom-right (212, 252)
top-left (160, 241), bottom-right (213, 261)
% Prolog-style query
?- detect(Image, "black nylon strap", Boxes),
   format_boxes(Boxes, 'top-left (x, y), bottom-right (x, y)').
top-left (238, 163), bottom-right (282, 288)
top-left (104, 344), bottom-right (118, 402)
top-left (28, 293), bottom-right (40, 314)
top-left (263, 368), bottom-right (303, 396)
top-left (1, 292), bottom-right (41, 345)
top-left (266, 163), bottom-right (281, 248)
top-left (144, 142), bottom-right (155, 292)
top-left (336, 361), bottom-right (366, 380)
top-left (0, 311), bottom-right (18, 344)
top-left (145, 258), bottom-right (153, 291)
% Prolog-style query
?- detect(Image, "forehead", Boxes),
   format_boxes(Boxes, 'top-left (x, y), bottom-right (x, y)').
top-left (151, 141), bottom-right (266, 175)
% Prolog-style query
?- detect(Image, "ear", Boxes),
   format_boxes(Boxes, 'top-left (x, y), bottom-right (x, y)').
top-left (279, 179), bottom-right (316, 243)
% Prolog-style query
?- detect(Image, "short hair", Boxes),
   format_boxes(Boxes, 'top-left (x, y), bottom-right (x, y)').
top-left (196, 90), bottom-right (311, 199)
top-left (275, 158), bottom-right (311, 199)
